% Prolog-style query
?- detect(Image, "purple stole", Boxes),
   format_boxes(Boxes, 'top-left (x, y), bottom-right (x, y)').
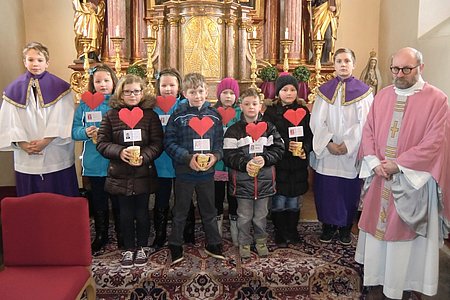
top-left (317, 76), bottom-right (371, 105)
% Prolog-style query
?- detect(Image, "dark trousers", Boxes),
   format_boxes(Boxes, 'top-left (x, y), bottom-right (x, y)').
top-left (214, 181), bottom-right (237, 216)
top-left (88, 176), bottom-right (118, 212)
top-left (169, 178), bottom-right (221, 246)
top-left (154, 177), bottom-right (173, 209)
top-left (117, 193), bottom-right (150, 250)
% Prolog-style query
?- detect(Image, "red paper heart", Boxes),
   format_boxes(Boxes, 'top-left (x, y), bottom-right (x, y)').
top-left (246, 122), bottom-right (267, 141)
top-left (189, 116), bottom-right (214, 137)
top-left (283, 108), bottom-right (307, 126)
top-left (118, 107), bottom-right (144, 129)
top-left (81, 91), bottom-right (105, 110)
top-left (156, 95), bottom-right (177, 113)
top-left (217, 107), bottom-right (236, 126)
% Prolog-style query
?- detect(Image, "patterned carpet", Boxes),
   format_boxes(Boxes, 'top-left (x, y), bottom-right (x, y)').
top-left (92, 221), bottom-right (363, 299)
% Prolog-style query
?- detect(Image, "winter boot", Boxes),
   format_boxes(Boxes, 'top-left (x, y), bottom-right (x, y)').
top-left (152, 206), bottom-right (169, 249)
top-left (229, 214), bottom-right (239, 247)
top-left (91, 210), bottom-right (109, 253)
top-left (255, 238), bottom-right (269, 257)
top-left (285, 210), bottom-right (300, 244)
top-left (271, 211), bottom-right (287, 248)
top-left (183, 202), bottom-right (196, 244)
top-left (216, 214), bottom-right (223, 237)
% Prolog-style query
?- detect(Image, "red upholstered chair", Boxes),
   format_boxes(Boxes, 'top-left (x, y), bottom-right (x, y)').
top-left (0, 193), bottom-right (96, 300)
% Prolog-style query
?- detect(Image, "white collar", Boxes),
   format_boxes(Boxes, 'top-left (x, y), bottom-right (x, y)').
top-left (394, 77), bottom-right (425, 96)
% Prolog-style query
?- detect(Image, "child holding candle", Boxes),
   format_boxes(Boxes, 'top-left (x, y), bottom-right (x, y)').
top-left (72, 64), bottom-right (122, 252)
top-left (96, 74), bottom-right (163, 268)
top-left (263, 74), bottom-right (313, 247)
top-left (223, 88), bottom-right (284, 259)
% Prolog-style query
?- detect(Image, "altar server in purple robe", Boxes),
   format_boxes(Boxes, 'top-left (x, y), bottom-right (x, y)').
top-left (0, 41), bottom-right (79, 197)
top-left (310, 48), bottom-right (373, 245)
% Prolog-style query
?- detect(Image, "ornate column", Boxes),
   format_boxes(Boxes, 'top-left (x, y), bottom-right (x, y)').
top-left (223, 3), bottom-right (239, 78)
top-left (238, 9), bottom-right (252, 80)
top-left (284, 0), bottom-right (302, 66)
top-left (263, 0), bottom-right (280, 66)
top-left (106, 0), bottom-right (126, 61)
top-left (130, 0), bottom-right (146, 63)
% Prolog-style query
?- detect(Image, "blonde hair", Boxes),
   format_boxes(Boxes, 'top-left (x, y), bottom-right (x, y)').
top-left (182, 73), bottom-right (206, 91)
top-left (109, 74), bottom-right (155, 109)
top-left (23, 41), bottom-right (50, 62)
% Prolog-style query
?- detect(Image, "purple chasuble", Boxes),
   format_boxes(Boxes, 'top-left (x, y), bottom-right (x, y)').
top-left (3, 71), bottom-right (71, 108)
top-left (318, 76), bottom-right (371, 103)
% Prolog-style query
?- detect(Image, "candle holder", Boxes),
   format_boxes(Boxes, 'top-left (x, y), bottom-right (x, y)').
top-left (110, 37), bottom-right (125, 78)
top-left (248, 38), bottom-right (261, 91)
top-left (70, 37), bottom-right (92, 103)
top-left (307, 39), bottom-right (326, 104)
top-left (280, 39), bottom-right (293, 72)
top-left (142, 37), bottom-right (157, 95)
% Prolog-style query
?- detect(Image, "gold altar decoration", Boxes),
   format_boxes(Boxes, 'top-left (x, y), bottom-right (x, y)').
top-left (307, 39), bottom-right (326, 104)
top-left (280, 39), bottom-right (293, 72)
top-left (110, 37), bottom-right (125, 78)
top-left (142, 36), bottom-right (157, 95)
top-left (70, 37), bottom-right (93, 103)
top-left (248, 37), bottom-right (261, 91)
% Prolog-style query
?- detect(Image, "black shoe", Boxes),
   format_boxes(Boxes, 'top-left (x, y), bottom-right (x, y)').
top-left (319, 224), bottom-right (337, 243)
top-left (91, 210), bottom-right (109, 253)
top-left (169, 244), bottom-right (184, 265)
top-left (271, 211), bottom-right (287, 247)
top-left (205, 244), bottom-right (225, 260)
top-left (338, 226), bottom-right (352, 245)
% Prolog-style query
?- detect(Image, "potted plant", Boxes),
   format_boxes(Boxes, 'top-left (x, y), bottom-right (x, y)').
top-left (127, 64), bottom-right (147, 79)
top-left (258, 66), bottom-right (279, 100)
top-left (292, 65), bottom-right (311, 100)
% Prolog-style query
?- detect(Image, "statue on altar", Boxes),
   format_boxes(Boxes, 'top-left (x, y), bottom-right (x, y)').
top-left (360, 51), bottom-right (382, 95)
top-left (311, 0), bottom-right (341, 64)
top-left (72, 0), bottom-right (105, 61)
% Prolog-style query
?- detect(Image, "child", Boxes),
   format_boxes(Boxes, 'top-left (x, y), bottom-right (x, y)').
top-left (0, 41), bottom-right (79, 197)
top-left (263, 74), bottom-right (313, 247)
top-left (72, 64), bottom-right (122, 252)
top-left (310, 48), bottom-right (373, 245)
top-left (153, 68), bottom-right (197, 248)
top-left (213, 77), bottom-right (241, 245)
top-left (165, 73), bottom-right (224, 265)
top-left (223, 88), bottom-right (284, 259)
top-left (96, 74), bottom-right (163, 268)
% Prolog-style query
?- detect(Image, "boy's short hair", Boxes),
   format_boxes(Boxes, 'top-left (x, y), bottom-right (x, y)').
top-left (23, 41), bottom-right (50, 62)
top-left (239, 88), bottom-right (261, 103)
top-left (183, 73), bottom-right (206, 91)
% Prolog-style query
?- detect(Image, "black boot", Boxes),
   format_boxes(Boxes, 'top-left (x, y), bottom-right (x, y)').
top-left (271, 211), bottom-right (287, 247)
top-left (152, 207), bottom-right (169, 249)
top-left (319, 223), bottom-right (337, 243)
top-left (285, 210), bottom-right (300, 244)
top-left (183, 202), bottom-right (196, 245)
top-left (91, 210), bottom-right (109, 253)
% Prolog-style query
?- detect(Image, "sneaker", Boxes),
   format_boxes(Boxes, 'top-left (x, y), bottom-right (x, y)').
top-left (255, 239), bottom-right (269, 257)
top-left (134, 248), bottom-right (148, 267)
top-left (239, 244), bottom-right (251, 259)
top-left (169, 244), bottom-right (184, 265)
top-left (338, 226), bottom-right (352, 246)
top-left (120, 250), bottom-right (134, 268)
top-left (205, 244), bottom-right (226, 260)
top-left (319, 224), bottom-right (337, 243)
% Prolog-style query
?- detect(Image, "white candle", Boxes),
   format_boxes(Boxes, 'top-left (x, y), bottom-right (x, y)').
top-left (115, 25), bottom-right (120, 37)
top-left (252, 27), bottom-right (257, 39)
top-left (316, 31), bottom-right (322, 40)
top-left (284, 27), bottom-right (289, 39)
top-left (83, 28), bottom-right (87, 37)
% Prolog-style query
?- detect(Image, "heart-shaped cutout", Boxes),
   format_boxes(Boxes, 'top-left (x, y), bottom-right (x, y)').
top-left (118, 107), bottom-right (144, 129)
top-left (188, 116), bottom-right (214, 137)
top-left (283, 108), bottom-right (307, 126)
top-left (81, 91), bottom-right (105, 110)
top-left (156, 95), bottom-right (177, 113)
top-left (217, 107), bottom-right (236, 126)
top-left (246, 122), bottom-right (267, 141)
